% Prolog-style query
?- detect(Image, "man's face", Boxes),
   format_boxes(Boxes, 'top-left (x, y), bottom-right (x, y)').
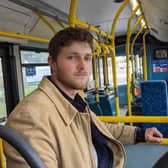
top-left (50, 42), bottom-right (92, 90)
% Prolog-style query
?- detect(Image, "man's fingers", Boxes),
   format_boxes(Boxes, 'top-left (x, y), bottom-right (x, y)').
top-left (145, 127), bottom-right (163, 143)
top-left (153, 129), bottom-right (163, 138)
top-left (147, 136), bottom-right (163, 143)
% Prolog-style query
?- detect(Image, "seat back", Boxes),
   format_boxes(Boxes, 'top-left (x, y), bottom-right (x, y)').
top-left (0, 125), bottom-right (47, 168)
top-left (141, 80), bottom-right (168, 137)
top-left (99, 94), bottom-right (116, 116)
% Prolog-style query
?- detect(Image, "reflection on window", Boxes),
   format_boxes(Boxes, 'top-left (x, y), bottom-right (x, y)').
top-left (21, 50), bottom-right (51, 96)
top-left (0, 58), bottom-right (7, 119)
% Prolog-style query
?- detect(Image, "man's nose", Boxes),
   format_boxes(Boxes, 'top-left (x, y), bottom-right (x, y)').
top-left (77, 58), bottom-right (85, 69)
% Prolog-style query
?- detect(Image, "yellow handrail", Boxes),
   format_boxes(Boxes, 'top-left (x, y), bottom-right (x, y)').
top-left (76, 18), bottom-right (112, 39)
top-left (100, 43), bottom-right (109, 95)
top-left (126, 4), bottom-right (140, 123)
top-left (69, 0), bottom-right (77, 27)
top-left (130, 15), bottom-right (143, 35)
top-left (110, 0), bottom-right (129, 116)
top-left (131, 25), bottom-right (145, 95)
top-left (55, 18), bottom-right (66, 29)
top-left (99, 116), bottom-right (168, 123)
top-left (143, 30), bottom-right (148, 80)
top-left (131, 25), bottom-right (145, 57)
top-left (98, 115), bottom-right (168, 144)
top-left (111, 0), bottom-right (129, 46)
top-left (35, 11), bottom-right (57, 34)
top-left (69, 0), bottom-right (112, 39)
top-left (0, 31), bottom-right (49, 43)
top-left (93, 40), bottom-right (101, 102)
top-left (0, 139), bottom-right (5, 168)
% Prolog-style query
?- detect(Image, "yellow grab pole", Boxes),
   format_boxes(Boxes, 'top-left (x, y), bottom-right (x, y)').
top-left (100, 43), bottom-right (109, 95)
top-left (143, 30), bottom-right (148, 80)
top-left (69, 0), bottom-right (112, 39)
top-left (69, 0), bottom-right (77, 27)
top-left (110, 0), bottom-right (129, 116)
top-left (129, 15), bottom-right (143, 92)
top-left (35, 11), bottom-right (57, 34)
top-left (131, 25), bottom-right (145, 96)
top-left (0, 139), bottom-right (5, 168)
top-left (93, 40), bottom-right (101, 102)
top-left (131, 25), bottom-right (145, 56)
top-left (76, 18), bottom-right (112, 39)
top-left (93, 54), bottom-right (100, 102)
top-left (111, 0), bottom-right (129, 47)
top-left (55, 18), bottom-right (66, 29)
top-left (130, 15), bottom-right (143, 35)
top-left (126, 4), bottom-right (140, 122)
top-left (0, 31), bottom-right (49, 43)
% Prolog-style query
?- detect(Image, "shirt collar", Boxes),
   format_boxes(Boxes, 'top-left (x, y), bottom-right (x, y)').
top-left (48, 76), bottom-right (87, 112)
top-left (39, 76), bottom-right (87, 126)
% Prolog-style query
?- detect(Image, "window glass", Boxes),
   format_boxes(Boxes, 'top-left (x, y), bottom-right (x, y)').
top-left (99, 58), bottom-right (104, 87)
top-left (21, 50), bottom-right (51, 96)
top-left (21, 51), bottom-right (48, 64)
top-left (0, 58), bottom-right (7, 119)
top-left (116, 56), bottom-right (127, 85)
top-left (107, 57), bottom-right (113, 86)
top-left (107, 56), bottom-right (132, 85)
top-left (22, 66), bottom-right (51, 96)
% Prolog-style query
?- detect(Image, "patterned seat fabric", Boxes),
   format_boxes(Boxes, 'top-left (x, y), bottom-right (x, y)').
top-left (141, 80), bottom-right (168, 137)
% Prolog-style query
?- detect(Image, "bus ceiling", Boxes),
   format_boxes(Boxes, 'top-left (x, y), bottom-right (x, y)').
top-left (0, 0), bottom-right (167, 43)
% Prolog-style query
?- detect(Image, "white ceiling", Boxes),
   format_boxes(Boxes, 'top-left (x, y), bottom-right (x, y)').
top-left (0, 0), bottom-right (167, 43)
top-left (140, 0), bottom-right (168, 42)
top-left (40, 0), bottom-right (136, 36)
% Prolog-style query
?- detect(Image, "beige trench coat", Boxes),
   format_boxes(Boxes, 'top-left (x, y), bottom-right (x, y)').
top-left (4, 77), bottom-right (136, 168)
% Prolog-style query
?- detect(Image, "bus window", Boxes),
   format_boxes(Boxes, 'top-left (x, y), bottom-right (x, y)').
top-left (0, 58), bottom-right (7, 119)
top-left (20, 50), bottom-right (51, 96)
top-left (116, 56), bottom-right (132, 85)
top-left (98, 57), bottom-right (104, 87)
top-left (116, 56), bottom-right (127, 85)
top-left (107, 57), bottom-right (113, 86)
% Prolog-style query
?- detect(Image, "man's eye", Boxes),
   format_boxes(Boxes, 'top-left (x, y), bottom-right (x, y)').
top-left (85, 56), bottom-right (92, 61)
top-left (67, 56), bottom-right (74, 59)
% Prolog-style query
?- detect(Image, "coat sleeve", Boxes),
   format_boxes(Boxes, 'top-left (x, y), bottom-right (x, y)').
top-left (104, 122), bottom-right (136, 144)
top-left (90, 111), bottom-right (136, 144)
top-left (3, 100), bottom-right (59, 168)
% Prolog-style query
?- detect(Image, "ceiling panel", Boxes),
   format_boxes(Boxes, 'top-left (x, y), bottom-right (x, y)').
top-left (140, 0), bottom-right (168, 42)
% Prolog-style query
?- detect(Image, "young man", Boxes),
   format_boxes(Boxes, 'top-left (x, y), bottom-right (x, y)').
top-left (4, 27), bottom-right (163, 168)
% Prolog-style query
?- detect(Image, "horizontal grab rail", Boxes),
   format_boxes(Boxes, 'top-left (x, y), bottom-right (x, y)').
top-left (99, 116), bottom-right (168, 144)
top-left (98, 116), bottom-right (168, 123)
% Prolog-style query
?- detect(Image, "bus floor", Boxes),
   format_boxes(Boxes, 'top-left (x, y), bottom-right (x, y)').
top-left (125, 144), bottom-right (168, 168)
top-left (120, 106), bottom-right (168, 168)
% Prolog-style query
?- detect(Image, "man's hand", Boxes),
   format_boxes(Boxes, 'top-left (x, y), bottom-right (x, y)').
top-left (145, 127), bottom-right (163, 143)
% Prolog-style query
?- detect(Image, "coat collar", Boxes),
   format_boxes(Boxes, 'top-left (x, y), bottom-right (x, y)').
top-left (38, 76), bottom-right (87, 126)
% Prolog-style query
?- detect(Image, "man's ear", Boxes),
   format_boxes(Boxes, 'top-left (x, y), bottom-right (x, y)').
top-left (48, 56), bottom-right (57, 72)
top-left (48, 56), bottom-right (53, 66)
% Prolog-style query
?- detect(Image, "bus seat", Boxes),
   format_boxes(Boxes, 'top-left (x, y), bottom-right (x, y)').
top-left (86, 94), bottom-right (103, 115)
top-left (0, 125), bottom-right (47, 168)
top-left (99, 94), bottom-right (116, 116)
top-left (118, 84), bottom-right (128, 107)
top-left (152, 151), bottom-right (168, 168)
top-left (89, 102), bottom-right (103, 115)
top-left (141, 80), bottom-right (168, 137)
